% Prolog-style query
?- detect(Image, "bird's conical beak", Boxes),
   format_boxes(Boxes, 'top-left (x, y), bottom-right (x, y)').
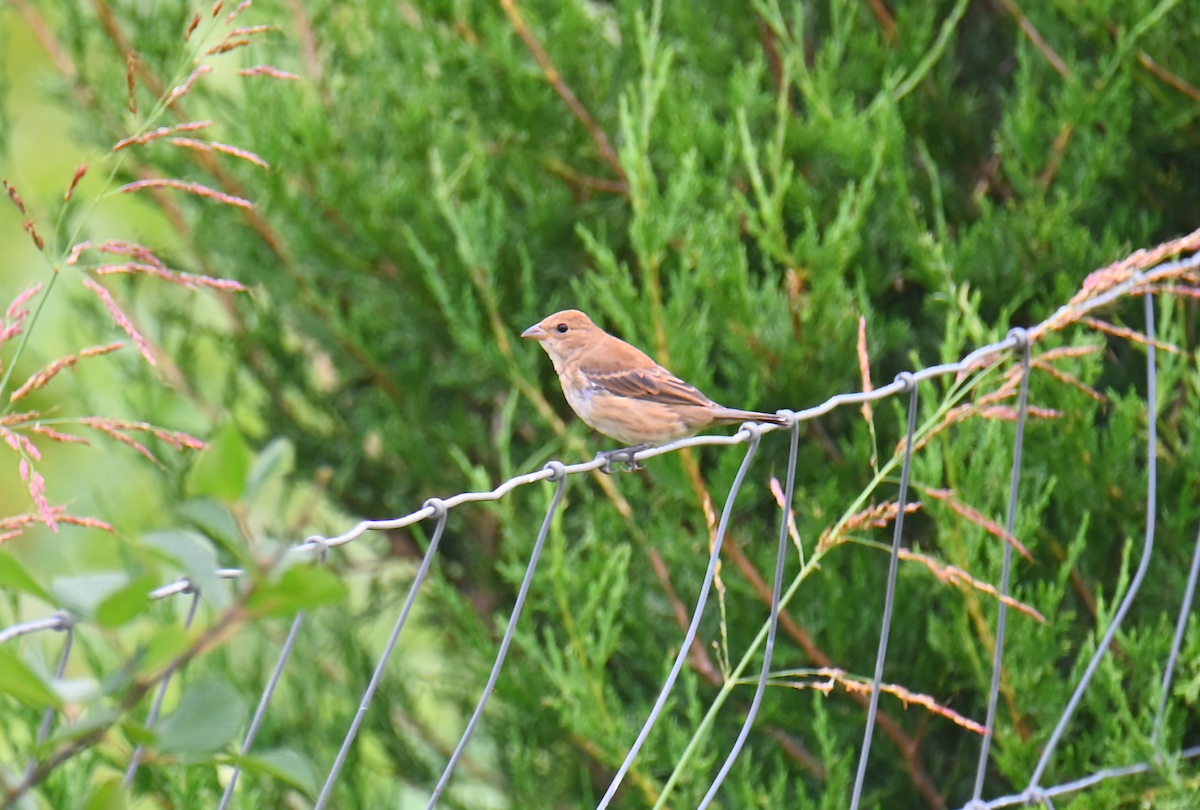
top-left (521, 324), bottom-right (547, 340)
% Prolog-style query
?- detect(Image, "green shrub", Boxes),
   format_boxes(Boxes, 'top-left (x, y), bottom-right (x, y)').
top-left (2, 0), bottom-right (1200, 808)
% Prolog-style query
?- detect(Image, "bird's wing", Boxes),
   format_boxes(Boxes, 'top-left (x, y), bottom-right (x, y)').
top-left (582, 363), bottom-right (717, 408)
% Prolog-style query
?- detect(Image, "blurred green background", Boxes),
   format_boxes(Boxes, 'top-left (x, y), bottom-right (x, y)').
top-left (2, 1), bottom-right (1200, 808)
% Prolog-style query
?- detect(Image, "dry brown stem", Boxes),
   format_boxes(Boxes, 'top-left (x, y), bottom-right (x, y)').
top-left (499, 0), bottom-right (628, 193)
top-left (995, 0), bottom-right (1070, 77)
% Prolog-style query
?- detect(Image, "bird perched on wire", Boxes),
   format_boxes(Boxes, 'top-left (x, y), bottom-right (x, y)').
top-left (522, 309), bottom-right (789, 466)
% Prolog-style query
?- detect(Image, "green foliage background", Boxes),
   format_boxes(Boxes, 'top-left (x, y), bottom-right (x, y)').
top-left (1, 0), bottom-right (1200, 808)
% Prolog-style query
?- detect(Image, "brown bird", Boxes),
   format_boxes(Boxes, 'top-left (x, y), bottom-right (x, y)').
top-left (521, 310), bottom-right (788, 453)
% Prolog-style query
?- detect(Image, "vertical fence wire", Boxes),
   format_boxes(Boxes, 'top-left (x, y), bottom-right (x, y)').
top-left (216, 610), bottom-right (307, 810)
top-left (1026, 293), bottom-right (1158, 793)
top-left (972, 329), bottom-right (1032, 798)
top-left (849, 373), bottom-right (919, 810)
top-left (696, 415), bottom-right (800, 809)
top-left (220, 541), bottom-right (333, 808)
top-left (313, 503), bottom-right (451, 810)
top-left (426, 461), bottom-right (569, 808)
top-left (1153, 523), bottom-right (1200, 746)
top-left (595, 428), bottom-right (763, 810)
top-left (124, 588), bottom-right (202, 786)
top-left (22, 616), bottom-right (73, 781)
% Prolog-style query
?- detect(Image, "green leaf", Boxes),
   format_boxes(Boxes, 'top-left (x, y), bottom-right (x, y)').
top-left (96, 574), bottom-right (158, 628)
top-left (154, 679), bottom-right (246, 754)
top-left (136, 626), bottom-right (191, 679)
top-left (51, 677), bottom-right (101, 704)
top-left (43, 707), bottom-right (119, 750)
top-left (234, 747), bottom-right (317, 795)
top-left (245, 565), bottom-right (346, 618)
top-left (49, 573), bottom-right (128, 619)
top-left (176, 499), bottom-right (246, 562)
top-left (0, 551), bottom-right (54, 604)
top-left (118, 717), bottom-right (155, 747)
top-left (186, 420), bottom-right (250, 501)
top-left (143, 529), bottom-right (230, 609)
top-left (0, 646), bottom-right (61, 708)
top-left (82, 776), bottom-right (127, 810)
top-left (245, 437), bottom-right (294, 502)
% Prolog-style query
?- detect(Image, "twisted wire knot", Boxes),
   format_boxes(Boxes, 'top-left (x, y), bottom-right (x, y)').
top-left (304, 535), bottom-right (331, 562)
top-left (423, 497), bottom-right (448, 519)
top-left (1007, 326), bottom-right (1030, 350)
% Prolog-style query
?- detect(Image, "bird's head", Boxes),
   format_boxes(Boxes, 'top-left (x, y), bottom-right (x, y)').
top-left (521, 309), bottom-right (601, 367)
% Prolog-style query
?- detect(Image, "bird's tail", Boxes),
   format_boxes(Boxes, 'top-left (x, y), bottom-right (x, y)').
top-left (710, 408), bottom-right (792, 427)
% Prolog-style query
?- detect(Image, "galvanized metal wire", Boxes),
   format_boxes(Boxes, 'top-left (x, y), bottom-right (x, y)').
top-left (595, 428), bottom-right (763, 809)
top-left (216, 610), bottom-right (307, 810)
top-left (313, 505), bottom-right (450, 809)
top-left (973, 329), bottom-right (1032, 799)
top-left (849, 373), bottom-right (920, 810)
top-left (696, 416), bottom-right (800, 809)
top-left (22, 615), bottom-right (72, 783)
top-left (1026, 294), bottom-right (1158, 794)
top-left (1154, 522), bottom-right (1200, 747)
top-left (3, 259), bottom-right (1200, 809)
top-left (124, 588), bottom-right (202, 786)
top-left (427, 462), bottom-right (568, 807)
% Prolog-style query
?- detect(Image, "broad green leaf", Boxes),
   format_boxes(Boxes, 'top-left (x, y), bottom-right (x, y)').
top-left (143, 529), bottom-right (230, 609)
top-left (245, 565), bottom-right (346, 618)
top-left (118, 717), bottom-right (155, 747)
top-left (0, 551), bottom-right (53, 604)
top-left (96, 574), bottom-right (158, 628)
top-left (186, 420), bottom-right (249, 500)
top-left (234, 747), bottom-right (317, 795)
top-left (0, 647), bottom-right (61, 708)
top-left (177, 499), bottom-right (246, 562)
top-left (245, 437), bottom-right (294, 502)
top-left (154, 679), bottom-right (246, 754)
top-left (44, 708), bottom-right (119, 750)
top-left (50, 573), bottom-right (129, 618)
top-left (51, 677), bottom-right (101, 704)
top-left (82, 776), bottom-right (126, 810)
top-left (135, 626), bottom-right (191, 679)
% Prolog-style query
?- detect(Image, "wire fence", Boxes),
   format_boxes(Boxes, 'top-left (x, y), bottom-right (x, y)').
top-left (3, 250), bottom-right (1200, 808)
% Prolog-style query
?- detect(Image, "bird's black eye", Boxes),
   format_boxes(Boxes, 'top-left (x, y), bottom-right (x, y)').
top-left (556, 323), bottom-right (569, 333)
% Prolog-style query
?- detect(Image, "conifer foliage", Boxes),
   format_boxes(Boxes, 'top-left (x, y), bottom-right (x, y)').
top-left (3, 1), bottom-right (1200, 808)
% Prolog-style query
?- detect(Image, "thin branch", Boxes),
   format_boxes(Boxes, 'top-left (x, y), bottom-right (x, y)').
top-left (646, 547), bottom-right (722, 687)
top-left (722, 539), bottom-right (947, 809)
top-left (1, 598), bottom-right (250, 809)
top-left (770, 668), bottom-right (985, 734)
top-left (543, 158), bottom-right (628, 197)
top-left (499, 0), bottom-right (628, 192)
top-left (1083, 317), bottom-right (1180, 353)
top-left (1038, 122), bottom-right (1074, 188)
top-left (1137, 50), bottom-right (1200, 102)
top-left (863, 0), bottom-right (898, 45)
top-left (996, 0), bottom-right (1070, 77)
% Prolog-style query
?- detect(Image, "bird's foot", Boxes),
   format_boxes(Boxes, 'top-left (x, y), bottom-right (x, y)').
top-left (598, 444), bottom-right (650, 474)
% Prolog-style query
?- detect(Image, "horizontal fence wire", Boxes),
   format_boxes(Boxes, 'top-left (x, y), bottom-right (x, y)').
top-left (3, 254), bottom-right (1200, 809)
